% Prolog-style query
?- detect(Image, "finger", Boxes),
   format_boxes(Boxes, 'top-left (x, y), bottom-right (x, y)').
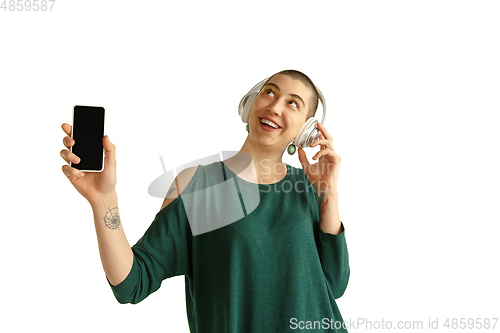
top-left (315, 150), bottom-right (341, 163)
top-left (62, 136), bottom-right (75, 150)
top-left (312, 148), bottom-right (334, 160)
top-left (62, 123), bottom-right (74, 150)
top-left (62, 123), bottom-right (72, 137)
top-left (309, 138), bottom-right (331, 149)
top-left (62, 164), bottom-right (84, 181)
top-left (318, 128), bottom-right (337, 154)
top-left (297, 147), bottom-right (310, 170)
top-left (60, 149), bottom-right (81, 165)
top-left (319, 133), bottom-right (328, 147)
top-left (317, 123), bottom-right (332, 140)
top-left (102, 135), bottom-right (116, 168)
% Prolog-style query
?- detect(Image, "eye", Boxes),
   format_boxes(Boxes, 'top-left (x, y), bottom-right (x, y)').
top-left (289, 100), bottom-right (299, 109)
top-left (264, 89), bottom-right (275, 97)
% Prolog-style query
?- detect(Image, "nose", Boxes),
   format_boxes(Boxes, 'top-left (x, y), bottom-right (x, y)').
top-left (266, 98), bottom-right (283, 117)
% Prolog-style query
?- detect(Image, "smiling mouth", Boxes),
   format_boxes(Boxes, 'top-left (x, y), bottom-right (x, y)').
top-left (259, 117), bottom-right (281, 129)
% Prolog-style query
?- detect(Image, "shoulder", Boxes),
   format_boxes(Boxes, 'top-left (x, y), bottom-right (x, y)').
top-left (160, 165), bottom-right (200, 210)
top-left (177, 165), bottom-right (199, 187)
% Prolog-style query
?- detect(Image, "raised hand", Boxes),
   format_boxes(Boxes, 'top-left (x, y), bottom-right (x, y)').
top-left (60, 122), bottom-right (118, 206)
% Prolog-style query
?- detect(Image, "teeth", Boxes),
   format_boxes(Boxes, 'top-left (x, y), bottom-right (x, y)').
top-left (260, 118), bottom-right (279, 129)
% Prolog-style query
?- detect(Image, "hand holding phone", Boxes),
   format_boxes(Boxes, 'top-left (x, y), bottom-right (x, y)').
top-left (60, 106), bottom-right (118, 206)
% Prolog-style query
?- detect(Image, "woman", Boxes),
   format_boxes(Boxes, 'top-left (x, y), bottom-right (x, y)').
top-left (60, 69), bottom-right (349, 332)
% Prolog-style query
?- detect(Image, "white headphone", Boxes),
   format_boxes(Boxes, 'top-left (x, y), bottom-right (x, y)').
top-left (238, 77), bottom-right (327, 155)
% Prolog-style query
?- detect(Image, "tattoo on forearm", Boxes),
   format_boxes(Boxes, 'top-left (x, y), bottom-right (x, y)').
top-left (104, 207), bottom-right (120, 230)
top-left (319, 196), bottom-right (329, 224)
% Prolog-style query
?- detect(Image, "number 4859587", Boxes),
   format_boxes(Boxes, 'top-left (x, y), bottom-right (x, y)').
top-left (1, 0), bottom-right (56, 11)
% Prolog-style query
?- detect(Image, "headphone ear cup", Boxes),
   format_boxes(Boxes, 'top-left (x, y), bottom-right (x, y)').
top-left (241, 93), bottom-right (257, 123)
top-left (238, 94), bottom-right (251, 123)
top-left (292, 117), bottom-right (319, 148)
top-left (238, 78), bottom-right (269, 124)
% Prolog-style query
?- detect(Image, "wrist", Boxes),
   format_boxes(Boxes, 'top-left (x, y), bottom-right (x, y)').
top-left (324, 185), bottom-right (338, 196)
top-left (90, 192), bottom-right (118, 211)
top-left (317, 182), bottom-right (338, 198)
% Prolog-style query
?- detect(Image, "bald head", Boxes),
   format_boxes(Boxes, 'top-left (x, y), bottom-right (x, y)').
top-left (265, 70), bottom-right (319, 119)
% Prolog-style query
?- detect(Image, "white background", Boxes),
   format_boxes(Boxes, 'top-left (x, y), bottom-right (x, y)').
top-left (1, 1), bottom-right (499, 332)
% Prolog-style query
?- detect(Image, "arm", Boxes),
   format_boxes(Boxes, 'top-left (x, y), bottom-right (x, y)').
top-left (316, 184), bottom-right (349, 299)
top-left (91, 192), bottom-right (134, 287)
top-left (106, 166), bottom-right (198, 304)
top-left (297, 123), bottom-right (348, 298)
top-left (60, 124), bottom-right (132, 287)
top-left (317, 183), bottom-right (343, 235)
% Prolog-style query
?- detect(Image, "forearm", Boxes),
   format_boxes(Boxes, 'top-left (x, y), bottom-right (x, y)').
top-left (91, 192), bottom-right (134, 286)
top-left (318, 184), bottom-right (343, 235)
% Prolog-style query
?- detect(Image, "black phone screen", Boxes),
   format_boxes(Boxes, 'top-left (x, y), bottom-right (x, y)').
top-left (71, 105), bottom-right (105, 171)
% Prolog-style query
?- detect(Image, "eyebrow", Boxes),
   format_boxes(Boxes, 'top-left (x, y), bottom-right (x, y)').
top-left (264, 82), bottom-right (306, 109)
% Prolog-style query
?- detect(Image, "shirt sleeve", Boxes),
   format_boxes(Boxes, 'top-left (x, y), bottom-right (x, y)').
top-left (317, 221), bottom-right (350, 299)
top-left (306, 173), bottom-right (350, 300)
top-left (106, 195), bottom-right (192, 304)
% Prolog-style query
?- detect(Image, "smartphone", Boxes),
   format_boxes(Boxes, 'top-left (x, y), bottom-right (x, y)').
top-left (70, 105), bottom-right (105, 172)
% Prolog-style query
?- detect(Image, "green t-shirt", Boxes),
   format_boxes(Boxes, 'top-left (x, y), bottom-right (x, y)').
top-left (107, 161), bottom-right (350, 332)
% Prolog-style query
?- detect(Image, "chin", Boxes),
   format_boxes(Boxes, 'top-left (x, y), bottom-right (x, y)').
top-left (252, 129), bottom-right (293, 149)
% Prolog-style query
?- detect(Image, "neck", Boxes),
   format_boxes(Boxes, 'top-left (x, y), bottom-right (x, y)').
top-left (230, 135), bottom-right (288, 184)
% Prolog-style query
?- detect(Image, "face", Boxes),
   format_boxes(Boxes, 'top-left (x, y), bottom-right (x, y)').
top-left (248, 74), bottom-right (312, 150)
